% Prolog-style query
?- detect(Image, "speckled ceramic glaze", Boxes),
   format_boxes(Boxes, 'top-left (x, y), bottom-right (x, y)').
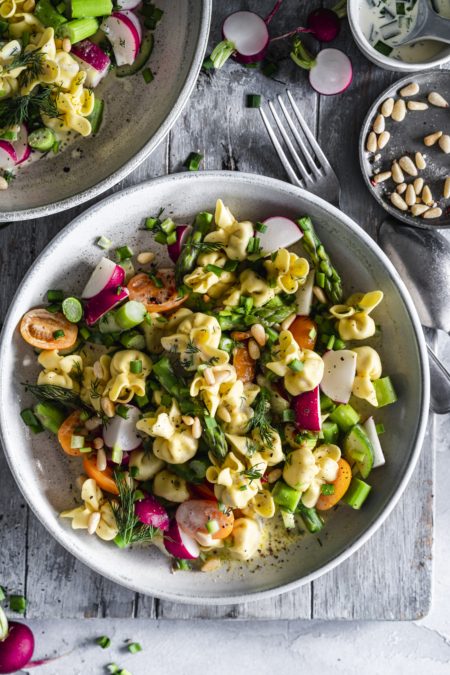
top-left (0, 0), bottom-right (211, 221)
top-left (0, 172), bottom-right (430, 604)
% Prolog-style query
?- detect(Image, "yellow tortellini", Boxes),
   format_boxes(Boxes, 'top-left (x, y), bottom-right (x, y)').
top-left (128, 449), bottom-right (165, 481)
top-left (266, 330), bottom-right (324, 396)
top-left (283, 446), bottom-right (318, 491)
top-left (103, 350), bottom-right (152, 403)
top-left (229, 517), bottom-right (262, 560)
top-left (251, 428), bottom-right (284, 466)
top-left (223, 269), bottom-right (275, 308)
top-left (160, 312), bottom-right (228, 371)
top-left (351, 346), bottom-right (382, 406)
top-left (243, 489), bottom-right (275, 519)
top-left (190, 362), bottom-right (236, 416)
top-left (80, 354), bottom-right (111, 411)
top-left (264, 248), bottom-right (309, 294)
top-left (204, 201), bottom-right (253, 261)
top-left (301, 444), bottom-right (341, 508)
top-left (142, 308), bottom-right (192, 354)
top-left (60, 479), bottom-right (118, 541)
top-left (37, 350), bottom-right (83, 391)
top-left (334, 291), bottom-right (383, 341)
top-left (153, 470), bottom-right (190, 503)
top-left (206, 452), bottom-right (261, 509)
top-left (218, 380), bottom-right (259, 434)
top-left (137, 400), bottom-right (198, 465)
top-left (184, 250), bottom-right (236, 297)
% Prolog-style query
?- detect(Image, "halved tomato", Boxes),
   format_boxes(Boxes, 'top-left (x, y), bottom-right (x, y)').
top-left (58, 410), bottom-right (88, 457)
top-left (127, 269), bottom-right (187, 313)
top-left (176, 499), bottom-right (234, 540)
top-left (316, 459), bottom-right (352, 511)
top-left (20, 308), bottom-right (78, 350)
top-left (233, 344), bottom-right (256, 383)
top-left (83, 455), bottom-right (119, 496)
top-left (289, 315), bottom-right (317, 351)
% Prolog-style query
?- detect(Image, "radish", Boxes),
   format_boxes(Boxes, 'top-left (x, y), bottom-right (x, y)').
top-left (0, 141), bottom-right (17, 170)
top-left (0, 611), bottom-right (34, 675)
top-left (259, 216), bottom-right (303, 254)
top-left (117, 0), bottom-right (140, 9)
top-left (135, 494), bottom-right (170, 531)
top-left (167, 225), bottom-right (191, 263)
top-left (290, 40), bottom-right (353, 96)
top-left (321, 350), bottom-right (357, 404)
top-left (121, 10), bottom-right (142, 43)
top-left (101, 12), bottom-right (141, 66)
top-left (83, 285), bottom-right (129, 325)
top-left (13, 125), bottom-right (30, 165)
top-left (103, 404), bottom-right (142, 451)
top-left (82, 257), bottom-right (125, 299)
top-left (164, 519), bottom-right (200, 560)
top-left (306, 8), bottom-right (341, 42)
top-left (292, 385), bottom-right (321, 432)
top-left (71, 40), bottom-right (111, 88)
top-left (296, 271), bottom-right (315, 316)
top-left (363, 416), bottom-right (385, 468)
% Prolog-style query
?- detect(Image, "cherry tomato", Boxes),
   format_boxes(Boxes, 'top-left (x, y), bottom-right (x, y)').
top-left (127, 269), bottom-right (187, 313)
top-left (233, 344), bottom-right (256, 383)
top-left (83, 455), bottom-right (119, 496)
top-left (57, 410), bottom-right (88, 457)
top-left (176, 499), bottom-right (234, 540)
top-left (316, 459), bottom-right (352, 511)
top-left (189, 482), bottom-right (217, 501)
top-left (20, 308), bottom-right (78, 350)
top-left (289, 315), bottom-right (317, 351)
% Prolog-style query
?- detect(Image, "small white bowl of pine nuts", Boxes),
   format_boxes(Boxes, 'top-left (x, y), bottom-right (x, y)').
top-left (359, 70), bottom-right (450, 229)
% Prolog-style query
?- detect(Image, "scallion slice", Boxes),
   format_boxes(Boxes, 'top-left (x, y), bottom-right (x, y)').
top-left (128, 642), bottom-right (142, 654)
top-left (21, 408), bottom-right (43, 434)
top-left (282, 409), bottom-right (295, 422)
top-left (112, 444), bottom-right (123, 464)
top-left (130, 359), bottom-right (142, 374)
top-left (96, 635), bottom-right (111, 649)
top-left (9, 595), bottom-right (27, 613)
top-left (288, 358), bottom-right (304, 372)
top-left (205, 263), bottom-right (224, 277)
top-left (71, 435), bottom-right (85, 449)
top-left (116, 404), bottom-right (129, 419)
top-left (255, 221), bottom-right (268, 233)
top-left (184, 151), bottom-right (203, 171)
top-left (142, 67), bottom-right (154, 83)
top-left (97, 235), bottom-right (112, 250)
top-left (53, 329), bottom-right (65, 339)
top-left (321, 483), bottom-right (335, 496)
top-left (47, 289), bottom-right (63, 302)
top-left (62, 297), bottom-right (83, 323)
top-left (246, 93), bottom-right (262, 108)
top-left (205, 519), bottom-right (219, 535)
top-left (115, 245), bottom-right (133, 262)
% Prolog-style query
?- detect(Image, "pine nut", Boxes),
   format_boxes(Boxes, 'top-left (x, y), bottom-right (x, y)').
top-left (191, 416), bottom-right (202, 439)
top-left (427, 92), bottom-right (449, 108)
top-left (93, 360), bottom-right (103, 379)
top-left (96, 447), bottom-right (107, 470)
top-left (62, 37), bottom-right (71, 52)
top-left (377, 131), bottom-right (390, 149)
top-left (101, 396), bottom-right (115, 418)
top-left (413, 178), bottom-right (424, 195)
top-left (281, 313), bottom-right (297, 331)
top-left (422, 185), bottom-right (433, 206)
top-left (405, 185), bottom-right (416, 207)
top-left (438, 135), bottom-right (450, 154)
top-left (373, 114), bottom-right (385, 134)
top-left (267, 468), bottom-right (282, 484)
top-left (137, 251), bottom-right (155, 264)
top-left (396, 183), bottom-right (407, 195)
top-left (400, 82), bottom-right (419, 97)
top-left (391, 161), bottom-right (404, 184)
top-left (381, 97), bottom-right (394, 117)
top-left (182, 415), bottom-right (194, 426)
top-left (444, 177), bottom-right (450, 199)
top-left (217, 406), bottom-right (232, 423)
top-left (407, 101), bottom-right (428, 111)
top-left (423, 207), bottom-right (443, 219)
top-left (93, 437), bottom-right (104, 451)
top-left (76, 474), bottom-right (87, 490)
top-left (313, 286), bottom-right (327, 304)
top-left (373, 171), bottom-right (391, 184)
top-left (250, 323), bottom-right (266, 347)
top-left (374, 153), bottom-right (381, 161)
top-left (424, 130), bottom-right (442, 146)
top-left (248, 339), bottom-right (260, 360)
top-left (391, 99), bottom-right (406, 122)
top-left (411, 204), bottom-right (429, 216)
top-left (88, 511), bottom-right (101, 535)
top-left (398, 156), bottom-right (417, 177)
top-left (366, 131), bottom-right (377, 153)
top-left (390, 193), bottom-right (408, 211)
top-left (85, 415), bottom-right (102, 432)
top-left (204, 367), bottom-right (215, 386)
top-left (0, 177), bottom-right (8, 190)
top-left (415, 152), bottom-right (426, 170)
top-left (201, 557), bottom-right (221, 573)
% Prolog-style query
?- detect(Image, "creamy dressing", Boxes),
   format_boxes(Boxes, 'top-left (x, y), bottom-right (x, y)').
top-left (359, 0), bottom-right (450, 63)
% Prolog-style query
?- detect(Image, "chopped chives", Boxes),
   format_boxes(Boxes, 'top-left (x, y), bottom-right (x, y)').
top-left (129, 466), bottom-right (139, 478)
top-left (175, 558), bottom-right (191, 570)
top-left (71, 434), bottom-right (85, 449)
top-left (115, 245), bottom-right (133, 261)
top-left (9, 595), bottom-right (27, 613)
top-left (374, 40), bottom-right (393, 56)
top-left (96, 635), bottom-right (111, 649)
top-left (130, 359), bottom-right (142, 374)
top-left (166, 231), bottom-right (177, 245)
top-left (184, 151), bottom-right (203, 171)
top-left (246, 94), bottom-right (262, 108)
top-left (282, 409), bottom-right (295, 422)
top-left (46, 303), bottom-right (61, 313)
top-left (334, 338), bottom-right (346, 350)
top-left (376, 423), bottom-right (385, 435)
top-left (148, 273), bottom-right (163, 288)
top-left (205, 263), bottom-right (224, 276)
top-left (97, 235), bottom-right (112, 250)
top-left (205, 519), bottom-right (219, 534)
top-left (160, 217), bottom-right (176, 234)
top-left (112, 444), bottom-right (123, 464)
top-left (116, 404), bottom-right (129, 419)
top-left (255, 221), bottom-right (268, 233)
top-left (62, 297), bottom-right (83, 323)
top-left (145, 216), bottom-right (159, 230)
top-left (53, 329), bottom-right (65, 339)
top-left (80, 326), bottom-right (91, 340)
top-left (154, 231), bottom-right (167, 245)
top-left (321, 483), bottom-right (335, 496)
top-left (107, 665), bottom-right (120, 674)
top-left (79, 447), bottom-right (92, 453)
top-left (21, 408), bottom-right (43, 433)
top-left (202, 56), bottom-right (214, 70)
top-left (244, 62), bottom-right (259, 68)
top-left (47, 289), bottom-right (63, 302)
top-left (142, 67), bottom-right (154, 83)
top-left (223, 259), bottom-right (238, 272)
top-left (288, 358), bottom-right (304, 372)
top-left (309, 327), bottom-right (317, 339)
top-left (128, 642), bottom-right (143, 654)
top-left (327, 335), bottom-right (335, 350)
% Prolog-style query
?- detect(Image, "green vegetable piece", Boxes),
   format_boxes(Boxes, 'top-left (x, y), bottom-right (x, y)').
top-left (143, 67), bottom-right (154, 84)
top-left (282, 409), bottom-right (295, 422)
top-left (62, 296), bottom-right (83, 323)
top-left (88, 98), bottom-right (104, 135)
top-left (116, 33), bottom-right (154, 78)
top-left (20, 408), bottom-right (43, 433)
top-left (321, 420), bottom-right (339, 445)
top-left (115, 301), bottom-right (146, 330)
top-left (373, 377), bottom-right (397, 407)
top-left (28, 127), bottom-right (56, 152)
top-left (130, 359), bottom-right (142, 374)
top-left (329, 403), bottom-right (360, 433)
top-left (9, 595), bottom-right (27, 613)
top-left (34, 0), bottom-right (67, 29)
top-left (53, 329), bottom-right (65, 339)
top-left (34, 402), bottom-right (66, 434)
top-left (297, 502), bottom-right (324, 533)
top-left (128, 641), bottom-right (142, 654)
top-left (343, 424), bottom-right (374, 479)
top-left (297, 216), bottom-right (343, 304)
top-left (119, 330), bottom-right (145, 350)
top-left (321, 483), bottom-right (335, 496)
top-left (246, 94), bottom-right (262, 108)
top-left (116, 404), bottom-right (129, 419)
top-left (320, 393), bottom-right (336, 413)
top-left (115, 245), bottom-right (133, 262)
top-left (96, 635), bottom-right (111, 649)
top-left (58, 17), bottom-right (99, 43)
top-left (272, 481), bottom-right (301, 513)
top-left (184, 151), bottom-right (203, 171)
top-left (70, 0), bottom-right (112, 18)
top-left (96, 235), bottom-right (112, 250)
top-left (343, 477), bottom-right (371, 510)
top-left (374, 40), bottom-right (393, 57)
top-left (46, 289), bottom-right (63, 304)
top-left (288, 358), bottom-right (304, 372)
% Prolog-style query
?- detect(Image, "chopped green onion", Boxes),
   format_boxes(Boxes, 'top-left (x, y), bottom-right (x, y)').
top-left (115, 245), bottom-right (133, 262)
top-left (71, 434), bottom-right (85, 449)
top-left (374, 40), bottom-right (393, 56)
top-left (255, 221), bottom-right (268, 233)
top-left (282, 409), bottom-right (295, 422)
top-left (142, 67), bottom-right (154, 83)
top-left (205, 263), bottom-right (224, 277)
top-left (46, 303), bottom-right (61, 313)
top-left (130, 359), bottom-right (142, 374)
top-left (154, 231), bottom-right (167, 245)
top-left (329, 404), bottom-right (360, 433)
top-left (244, 62), bottom-right (259, 68)
top-left (21, 408), bottom-right (43, 434)
top-left (115, 301), bottom-right (147, 330)
top-left (111, 444), bottom-right (123, 465)
top-left (184, 151), bottom-right (203, 171)
top-left (128, 642), bottom-right (142, 654)
top-left (175, 558), bottom-right (191, 571)
top-left (316, 271), bottom-right (325, 288)
top-left (142, 3), bottom-right (163, 29)
top-left (343, 477), bottom-right (371, 509)
top-left (334, 338), bottom-right (346, 350)
top-left (53, 329), bottom-right (65, 339)
top-left (97, 235), bottom-right (112, 250)
top-left (288, 358), bottom-right (304, 372)
top-left (373, 377), bottom-right (397, 407)
top-left (96, 635), bottom-right (111, 649)
top-left (246, 94), bottom-right (262, 108)
top-left (52, 140), bottom-right (60, 153)
top-left (160, 217), bottom-right (175, 234)
top-left (9, 595), bottom-right (27, 614)
top-left (116, 405), bottom-right (129, 419)
top-left (107, 665), bottom-right (120, 674)
top-left (87, 98), bottom-right (104, 135)
top-left (265, 327), bottom-right (279, 343)
top-left (262, 61), bottom-right (278, 77)
top-left (202, 56), bottom-right (214, 70)
top-left (0, 586), bottom-right (4, 601)
top-left (80, 326), bottom-right (91, 341)
top-left (34, 402), bottom-right (65, 434)
top-left (327, 335), bottom-right (335, 350)
top-left (321, 483), bottom-right (335, 496)
top-left (321, 420), bottom-right (339, 445)
top-left (376, 423), bottom-right (385, 435)
top-left (145, 216), bottom-right (159, 230)
top-left (62, 297), bottom-right (83, 323)
top-left (297, 502), bottom-right (323, 533)
top-left (47, 289), bottom-right (63, 302)
top-left (205, 519), bottom-right (219, 534)
top-left (223, 259), bottom-right (238, 272)
top-left (272, 480), bottom-right (301, 512)
top-left (129, 466), bottom-right (139, 478)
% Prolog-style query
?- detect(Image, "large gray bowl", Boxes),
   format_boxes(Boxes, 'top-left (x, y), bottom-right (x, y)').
top-left (0, 172), bottom-right (430, 604)
top-left (0, 0), bottom-right (211, 221)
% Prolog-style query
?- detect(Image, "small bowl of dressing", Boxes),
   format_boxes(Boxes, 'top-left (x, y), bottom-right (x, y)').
top-left (348, 0), bottom-right (450, 72)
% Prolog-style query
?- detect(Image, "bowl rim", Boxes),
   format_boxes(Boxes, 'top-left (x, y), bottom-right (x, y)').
top-left (0, 171), bottom-right (430, 604)
top-left (347, 0), bottom-right (450, 72)
top-left (0, 0), bottom-right (212, 222)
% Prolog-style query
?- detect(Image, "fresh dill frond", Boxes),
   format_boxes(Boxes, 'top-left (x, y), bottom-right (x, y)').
top-left (89, 378), bottom-right (102, 399)
top-left (195, 241), bottom-right (223, 254)
top-left (111, 471), bottom-right (158, 547)
top-left (0, 86), bottom-right (60, 129)
top-left (241, 462), bottom-right (265, 484)
top-left (249, 387), bottom-right (276, 446)
top-left (23, 383), bottom-right (85, 410)
top-left (11, 50), bottom-right (46, 89)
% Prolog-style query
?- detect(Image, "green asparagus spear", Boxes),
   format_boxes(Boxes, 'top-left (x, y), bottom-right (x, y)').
top-left (297, 501), bottom-right (324, 533)
top-left (202, 414), bottom-right (228, 460)
top-left (174, 211), bottom-right (214, 285)
top-left (297, 216), bottom-right (343, 304)
top-left (152, 355), bottom-right (189, 399)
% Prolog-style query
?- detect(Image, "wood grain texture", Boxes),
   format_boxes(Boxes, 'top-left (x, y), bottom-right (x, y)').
top-left (0, 0), bottom-right (434, 620)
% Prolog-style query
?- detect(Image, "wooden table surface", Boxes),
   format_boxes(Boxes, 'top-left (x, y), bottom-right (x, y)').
top-left (0, 0), bottom-right (435, 620)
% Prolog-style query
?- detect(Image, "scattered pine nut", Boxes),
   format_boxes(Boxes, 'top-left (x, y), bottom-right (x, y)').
top-left (137, 251), bottom-right (155, 264)
top-left (280, 313), bottom-right (297, 331)
top-left (366, 132), bottom-right (377, 153)
top-left (390, 192), bottom-right (408, 211)
top-left (407, 101), bottom-right (428, 111)
top-left (182, 415), bottom-right (194, 426)
top-left (93, 437), bottom-right (104, 451)
top-left (191, 416), bottom-right (202, 439)
top-left (267, 468), bottom-right (282, 484)
top-left (444, 177), bottom-right (450, 199)
top-left (424, 130), bottom-right (442, 146)
top-left (313, 286), bottom-right (327, 304)
top-left (96, 447), bottom-right (107, 471)
top-left (250, 323), bottom-right (266, 346)
top-left (414, 152), bottom-right (426, 170)
top-left (373, 114), bottom-right (385, 134)
top-left (396, 183), bottom-right (407, 195)
top-left (377, 131), bottom-right (390, 149)
top-left (373, 171), bottom-right (392, 184)
top-left (400, 82), bottom-right (419, 97)
top-left (201, 558), bottom-right (221, 573)
top-left (374, 153), bottom-right (381, 161)
top-left (204, 367), bottom-right (215, 386)
top-left (381, 97), bottom-right (394, 117)
top-left (76, 474), bottom-right (87, 490)
top-left (0, 177), bottom-right (8, 190)
top-left (62, 37), bottom-right (71, 52)
top-left (413, 177), bottom-right (424, 195)
top-left (438, 134), bottom-right (450, 154)
top-left (411, 204), bottom-right (430, 216)
top-left (422, 185), bottom-right (433, 206)
top-left (88, 512), bottom-right (101, 535)
top-left (248, 339), bottom-right (261, 360)
top-left (392, 99), bottom-right (406, 122)
top-left (398, 155), bottom-right (417, 176)
top-left (101, 397), bottom-right (115, 418)
top-left (405, 185), bottom-right (416, 207)
top-left (391, 161), bottom-right (404, 184)
top-left (423, 207), bottom-right (443, 219)
top-left (427, 92), bottom-right (449, 108)
top-left (93, 360), bottom-right (103, 379)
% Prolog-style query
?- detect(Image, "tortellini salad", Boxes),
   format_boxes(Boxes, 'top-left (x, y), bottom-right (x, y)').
top-left (19, 199), bottom-right (397, 572)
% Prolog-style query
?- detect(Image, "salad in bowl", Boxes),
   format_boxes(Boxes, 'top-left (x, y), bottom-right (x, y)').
top-left (18, 198), bottom-right (397, 571)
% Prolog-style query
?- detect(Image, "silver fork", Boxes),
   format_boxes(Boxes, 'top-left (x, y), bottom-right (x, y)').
top-left (260, 90), bottom-right (341, 206)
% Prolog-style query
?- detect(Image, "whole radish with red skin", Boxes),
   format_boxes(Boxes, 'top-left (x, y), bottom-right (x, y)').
top-left (0, 607), bottom-right (34, 674)
top-left (290, 39), bottom-right (353, 96)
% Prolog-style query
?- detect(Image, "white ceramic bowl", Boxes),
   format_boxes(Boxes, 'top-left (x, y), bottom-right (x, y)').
top-left (348, 0), bottom-right (450, 72)
top-left (0, 172), bottom-right (429, 604)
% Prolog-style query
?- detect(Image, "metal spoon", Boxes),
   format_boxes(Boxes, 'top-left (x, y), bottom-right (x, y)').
top-left (379, 220), bottom-right (450, 414)
top-left (396, 0), bottom-right (450, 46)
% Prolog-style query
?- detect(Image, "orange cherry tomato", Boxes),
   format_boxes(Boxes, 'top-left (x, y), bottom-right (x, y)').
top-left (127, 269), bottom-right (187, 313)
top-left (83, 455), bottom-right (119, 496)
top-left (20, 308), bottom-right (78, 350)
top-left (176, 500), bottom-right (234, 540)
top-left (289, 315), bottom-right (317, 351)
top-left (233, 344), bottom-right (256, 383)
top-left (57, 410), bottom-right (88, 457)
top-left (231, 331), bottom-right (251, 341)
top-left (316, 458), bottom-right (352, 511)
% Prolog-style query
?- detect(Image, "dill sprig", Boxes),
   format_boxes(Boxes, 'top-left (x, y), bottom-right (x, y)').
top-left (241, 462), bottom-right (265, 485)
top-left (111, 471), bottom-right (158, 547)
top-left (11, 50), bottom-right (46, 89)
top-left (249, 387), bottom-right (276, 446)
top-left (23, 383), bottom-right (87, 410)
top-left (194, 241), bottom-right (223, 254)
top-left (0, 86), bottom-right (60, 129)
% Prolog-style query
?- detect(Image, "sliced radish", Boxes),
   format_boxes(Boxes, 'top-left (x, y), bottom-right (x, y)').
top-left (309, 49), bottom-right (352, 96)
top-left (101, 12), bottom-right (141, 66)
top-left (295, 270), bottom-right (315, 316)
top-left (223, 11), bottom-right (269, 63)
top-left (363, 416), bottom-right (385, 468)
top-left (84, 285), bottom-right (129, 325)
top-left (71, 40), bottom-right (111, 88)
top-left (0, 141), bottom-right (17, 170)
top-left (121, 10), bottom-right (142, 42)
top-left (321, 349), bottom-right (357, 404)
top-left (292, 385), bottom-right (321, 432)
top-left (164, 519), bottom-right (200, 560)
top-left (13, 125), bottom-right (31, 165)
top-left (103, 404), bottom-right (142, 451)
top-left (117, 0), bottom-right (140, 9)
top-left (167, 225), bottom-right (192, 263)
top-left (260, 216), bottom-right (303, 253)
top-left (135, 494), bottom-right (170, 531)
top-left (82, 257), bottom-right (125, 299)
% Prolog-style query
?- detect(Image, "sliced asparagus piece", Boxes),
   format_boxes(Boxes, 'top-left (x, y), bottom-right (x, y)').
top-left (297, 216), bottom-right (343, 304)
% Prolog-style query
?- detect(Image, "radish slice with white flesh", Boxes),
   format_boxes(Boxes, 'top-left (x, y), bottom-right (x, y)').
top-left (0, 140), bottom-right (17, 169)
top-left (103, 404), bottom-right (142, 451)
top-left (212, 11), bottom-right (270, 67)
top-left (82, 257), bottom-right (125, 299)
top-left (71, 40), bottom-right (111, 88)
top-left (101, 12), bottom-right (140, 66)
top-left (363, 416), bottom-right (385, 468)
top-left (292, 385), bottom-right (321, 432)
top-left (84, 285), bottom-right (129, 325)
top-left (321, 349), bottom-right (357, 404)
top-left (164, 519), bottom-right (200, 560)
top-left (259, 216), bottom-right (303, 253)
top-left (14, 125), bottom-right (31, 165)
top-left (121, 10), bottom-right (142, 42)
top-left (295, 270), bottom-right (315, 316)
top-left (309, 49), bottom-right (352, 96)
top-left (116, 0), bottom-right (140, 9)
top-left (135, 494), bottom-right (170, 531)
top-left (167, 225), bottom-right (192, 263)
